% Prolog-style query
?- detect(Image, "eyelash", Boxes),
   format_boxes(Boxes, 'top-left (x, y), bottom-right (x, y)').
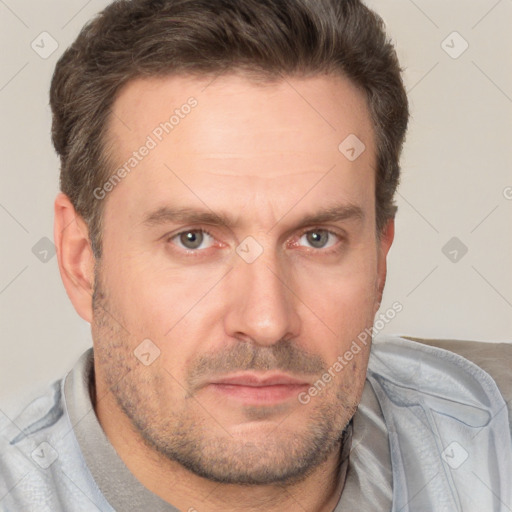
top-left (166, 228), bottom-right (218, 256)
top-left (166, 227), bottom-right (345, 256)
top-left (292, 228), bottom-right (344, 254)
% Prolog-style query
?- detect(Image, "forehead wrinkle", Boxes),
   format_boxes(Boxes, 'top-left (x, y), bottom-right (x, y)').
top-left (200, 168), bottom-right (331, 179)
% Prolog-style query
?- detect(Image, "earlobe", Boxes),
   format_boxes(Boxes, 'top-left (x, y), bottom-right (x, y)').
top-left (54, 193), bottom-right (96, 323)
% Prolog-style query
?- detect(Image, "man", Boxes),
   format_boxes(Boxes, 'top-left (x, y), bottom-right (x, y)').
top-left (1, 0), bottom-right (511, 510)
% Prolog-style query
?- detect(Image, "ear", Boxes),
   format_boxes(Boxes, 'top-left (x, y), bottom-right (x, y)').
top-left (54, 193), bottom-right (96, 323)
top-left (374, 217), bottom-right (395, 311)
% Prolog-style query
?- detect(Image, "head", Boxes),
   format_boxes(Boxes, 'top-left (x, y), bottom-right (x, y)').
top-left (52, 0), bottom-right (408, 486)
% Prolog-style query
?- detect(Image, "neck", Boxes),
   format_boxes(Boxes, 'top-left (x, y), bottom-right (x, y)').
top-left (95, 382), bottom-right (351, 512)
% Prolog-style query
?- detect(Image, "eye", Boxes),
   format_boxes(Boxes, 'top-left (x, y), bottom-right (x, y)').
top-left (298, 229), bottom-right (339, 250)
top-left (170, 229), bottom-right (215, 250)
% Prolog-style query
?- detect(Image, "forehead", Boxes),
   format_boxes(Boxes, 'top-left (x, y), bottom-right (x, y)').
top-left (103, 72), bottom-right (376, 224)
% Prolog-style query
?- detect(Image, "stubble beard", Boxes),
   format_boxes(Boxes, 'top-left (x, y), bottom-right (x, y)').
top-left (91, 274), bottom-right (360, 486)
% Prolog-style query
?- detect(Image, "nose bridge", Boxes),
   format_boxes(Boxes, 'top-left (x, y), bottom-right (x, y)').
top-left (224, 243), bottom-right (300, 346)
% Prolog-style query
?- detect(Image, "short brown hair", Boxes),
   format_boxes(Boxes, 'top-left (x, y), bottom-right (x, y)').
top-left (50, 0), bottom-right (409, 258)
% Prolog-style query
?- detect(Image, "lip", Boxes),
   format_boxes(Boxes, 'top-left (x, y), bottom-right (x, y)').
top-left (205, 372), bottom-right (310, 405)
top-left (209, 373), bottom-right (309, 387)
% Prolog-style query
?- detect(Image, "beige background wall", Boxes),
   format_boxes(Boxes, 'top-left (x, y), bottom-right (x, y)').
top-left (1, 0), bottom-right (511, 416)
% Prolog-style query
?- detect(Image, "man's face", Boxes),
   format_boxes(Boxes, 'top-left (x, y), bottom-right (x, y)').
top-left (91, 73), bottom-right (390, 485)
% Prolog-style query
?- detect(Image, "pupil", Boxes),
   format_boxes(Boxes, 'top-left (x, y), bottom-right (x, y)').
top-left (181, 231), bottom-right (203, 249)
top-left (307, 230), bottom-right (328, 248)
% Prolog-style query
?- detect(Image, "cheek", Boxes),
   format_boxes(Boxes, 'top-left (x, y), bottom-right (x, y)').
top-left (103, 243), bottom-right (211, 319)
top-left (292, 252), bottom-right (378, 360)
top-left (102, 255), bottom-right (227, 378)
top-left (295, 253), bottom-right (378, 320)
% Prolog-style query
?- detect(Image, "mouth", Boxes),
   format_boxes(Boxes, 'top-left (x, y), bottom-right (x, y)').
top-left (205, 373), bottom-right (310, 405)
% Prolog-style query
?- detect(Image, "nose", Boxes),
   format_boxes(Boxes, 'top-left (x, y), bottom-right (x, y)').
top-left (223, 248), bottom-right (301, 347)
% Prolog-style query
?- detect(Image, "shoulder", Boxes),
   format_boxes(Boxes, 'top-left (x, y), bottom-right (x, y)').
top-left (0, 379), bottom-right (67, 511)
top-left (369, 336), bottom-right (512, 425)
top-left (0, 352), bottom-right (110, 512)
top-left (366, 336), bottom-right (512, 510)
top-left (405, 337), bottom-right (512, 407)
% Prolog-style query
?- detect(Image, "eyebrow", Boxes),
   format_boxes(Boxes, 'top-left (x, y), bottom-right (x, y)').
top-left (141, 204), bottom-right (365, 230)
top-left (288, 204), bottom-right (365, 227)
top-left (142, 207), bottom-right (233, 228)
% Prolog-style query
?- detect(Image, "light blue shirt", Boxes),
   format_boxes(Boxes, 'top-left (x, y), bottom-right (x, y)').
top-left (0, 335), bottom-right (510, 511)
